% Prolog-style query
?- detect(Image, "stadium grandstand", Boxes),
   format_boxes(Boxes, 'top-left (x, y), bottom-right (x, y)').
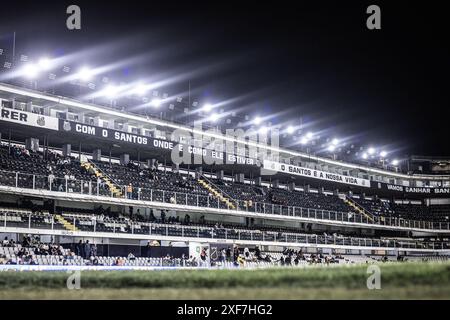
top-left (0, 57), bottom-right (449, 273)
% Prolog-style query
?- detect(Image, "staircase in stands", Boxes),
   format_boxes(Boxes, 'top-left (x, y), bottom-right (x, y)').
top-left (81, 161), bottom-right (123, 197)
top-left (54, 214), bottom-right (79, 232)
top-left (344, 197), bottom-right (375, 222)
top-left (198, 177), bottom-right (237, 209)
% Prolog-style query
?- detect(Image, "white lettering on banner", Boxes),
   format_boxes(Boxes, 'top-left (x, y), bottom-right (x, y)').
top-left (263, 160), bottom-right (371, 188)
top-left (405, 187), bottom-right (431, 194)
top-left (154, 139), bottom-right (174, 150)
top-left (387, 184), bottom-right (404, 192)
top-left (0, 107), bottom-right (58, 131)
top-left (114, 132), bottom-right (148, 145)
top-left (435, 188), bottom-right (450, 194)
top-left (76, 124), bottom-right (95, 135)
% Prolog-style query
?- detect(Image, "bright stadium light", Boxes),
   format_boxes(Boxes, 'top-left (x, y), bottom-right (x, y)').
top-left (38, 57), bottom-right (52, 70)
top-left (331, 138), bottom-right (339, 145)
top-left (253, 116), bottom-right (262, 125)
top-left (77, 67), bottom-right (93, 81)
top-left (22, 63), bottom-right (39, 79)
top-left (368, 147), bottom-right (375, 155)
top-left (203, 103), bottom-right (213, 112)
top-left (259, 127), bottom-right (268, 134)
top-left (392, 159), bottom-right (399, 166)
top-left (151, 98), bottom-right (162, 108)
top-left (328, 145), bottom-right (336, 152)
top-left (209, 113), bottom-right (220, 122)
top-left (306, 132), bottom-right (313, 139)
top-left (134, 83), bottom-right (148, 96)
top-left (380, 150), bottom-right (387, 158)
top-left (287, 126), bottom-right (295, 134)
top-left (362, 153), bottom-right (368, 159)
top-left (103, 85), bottom-right (119, 98)
top-left (300, 137), bottom-right (308, 145)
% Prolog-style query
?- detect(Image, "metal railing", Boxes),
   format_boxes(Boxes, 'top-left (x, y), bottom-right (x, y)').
top-left (0, 169), bottom-right (449, 231)
top-left (1, 211), bottom-right (449, 250)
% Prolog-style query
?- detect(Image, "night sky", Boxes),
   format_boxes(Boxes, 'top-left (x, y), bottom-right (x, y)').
top-left (0, 0), bottom-right (449, 156)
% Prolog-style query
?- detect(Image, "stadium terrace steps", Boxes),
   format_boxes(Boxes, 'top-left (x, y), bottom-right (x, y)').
top-left (81, 161), bottom-right (123, 197)
top-left (198, 179), bottom-right (236, 209)
top-left (344, 197), bottom-right (375, 222)
top-left (54, 214), bottom-right (79, 232)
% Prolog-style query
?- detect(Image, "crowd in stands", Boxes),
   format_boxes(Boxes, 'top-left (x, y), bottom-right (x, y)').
top-left (0, 144), bottom-right (449, 223)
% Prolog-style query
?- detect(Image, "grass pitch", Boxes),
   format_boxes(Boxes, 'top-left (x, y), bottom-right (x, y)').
top-left (0, 262), bottom-right (449, 299)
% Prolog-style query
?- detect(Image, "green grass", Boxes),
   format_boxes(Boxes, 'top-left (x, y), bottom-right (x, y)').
top-left (0, 262), bottom-right (449, 299)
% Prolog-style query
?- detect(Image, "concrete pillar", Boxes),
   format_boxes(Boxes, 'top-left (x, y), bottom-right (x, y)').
top-left (120, 154), bottom-right (130, 165)
top-left (195, 167), bottom-right (203, 179)
top-left (333, 189), bottom-right (339, 196)
top-left (62, 144), bottom-right (71, 157)
top-left (318, 186), bottom-right (324, 194)
top-left (92, 149), bottom-right (102, 161)
top-left (254, 176), bottom-right (262, 186)
top-left (172, 163), bottom-right (179, 173)
top-left (304, 184), bottom-right (310, 193)
top-left (272, 179), bottom-right (279, 188)
top-left (147, 159), bottom-right (157, 168)
top-left (25, 138), bottom-right (39, 152)
top-left (216, 170), bottom-right (224, 180)
top-left (235, 173), bottom-right (244, 184)
top-left (25, 102), bottom-right (33, 112)
top-left (288, 182), bottom-right (295, 191)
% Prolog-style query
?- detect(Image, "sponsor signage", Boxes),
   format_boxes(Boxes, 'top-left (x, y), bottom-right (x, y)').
top-left (0, 107), bottom-right (58, 131)
top-left (263, 160), bottom-right (371, 187)
top-left (373, 182), bottom-right (450, 195)
top-left (59, 120), bottom-right (259, 166)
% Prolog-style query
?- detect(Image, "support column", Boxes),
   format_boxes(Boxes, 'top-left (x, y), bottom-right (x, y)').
top-left (172, 163), bottom-right (179, 173)
top-left (216, 170), bottom-right (224, 180)
top-left (272, 179), bottom-right (279, 188)
top-left (25, 138), bottom-right (39, 152)
top-left (288, 182), bottom-right (295, 191)
top-left (235, 173), bottom-right (244, 184)
top-left (120, 154), bottom-right (130, 165)
top-left (92, 149), bottom-right (102, 161)
top-left (254, 176), bottom-right (262, 186)
top-left (304, 184), bottom-right (311, 193)
top-left (62, 144), bottom-right (71, 157)
top-left (195, 167), bottom-right (203, 179)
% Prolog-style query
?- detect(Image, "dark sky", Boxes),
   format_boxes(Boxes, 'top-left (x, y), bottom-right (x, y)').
top-left (0, 0), bottom-right (449, 156)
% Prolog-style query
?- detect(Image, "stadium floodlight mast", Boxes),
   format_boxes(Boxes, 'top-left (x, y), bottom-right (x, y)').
top-left (362, 153), bottom-right (368, 159)
top-left (103, 84), bottom-right (120, 99)
top-left (380, 150), bottom-right (387, 158)
top-left (368, 147), bottom-right (376, 155)
top-left (300, 136), bottom-right (308, 145)
top-left (331, 138), bottom-right (339, 145)
top-left (392, 159), bottom-right (399, 166)
top-left (287, 126), bottom-right (295, 134)
top-left (253, 116), bottom-right (262, 125)
top-left (306, 132), bottom-right (313, 139)
top-left (328, 145), bottom-right (336, 152)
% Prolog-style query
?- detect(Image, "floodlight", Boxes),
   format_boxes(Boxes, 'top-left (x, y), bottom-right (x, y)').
top-left (306, 132), bottom-right (313, 139)
top-left (22, 63), bottom-right (39, 79)
top-left (300, 137), bottom-right (308, 145)
top-left (203, 103), bottom-right (213, 112)
top-left (362, 153), bottom-right (368, 159)
top-left (259, 127), bottom-right (268, 134)
top-left (134, 83), bottom-right (148, 96)
top-left (77, 67), bottom-right (93, 81)
top-left (209, 113), bottom-right (220, 122)
top-left (380, 151), bottom-right (387, 158)
top-left (38, 57), bottom-right (52, 70)
top-left (331, 138), bottom-right (339, 145)
top-left (253, 116), bottom-right (262, 125)
top-left (103, 85), bottom-right (119, 98)
top-left (392, 159), bottom-right (399, 166)
top-left (368, 147), bottom-right (375, 155)
top-left (287, 126), bottom-right (294, 134)
top-left (328, 145), bottom-right (336, 152)
top-left (151, 98), bottom-right (162, 108)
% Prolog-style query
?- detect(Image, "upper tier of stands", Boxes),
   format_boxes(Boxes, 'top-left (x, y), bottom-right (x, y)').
top-left (0, 144), bottom-right (449, 223)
